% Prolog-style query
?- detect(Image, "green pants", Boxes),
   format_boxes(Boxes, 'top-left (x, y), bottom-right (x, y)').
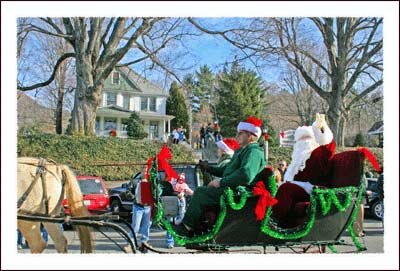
top-left (183, 186), bottom-right (224, 228)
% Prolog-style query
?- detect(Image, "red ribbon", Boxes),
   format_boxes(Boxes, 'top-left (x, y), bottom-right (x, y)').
top-left (157, 144), bottom-right (178, 181)
top-left (145, 144), bottom-right (179, 181)
top-left (357, 147), bottom-right (381, 173)
top-left (252, 180), bottom-right (278, 221)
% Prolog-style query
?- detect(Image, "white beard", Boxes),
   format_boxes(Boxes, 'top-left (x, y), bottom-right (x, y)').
top-left (284, 139), bottom-right (319, 183)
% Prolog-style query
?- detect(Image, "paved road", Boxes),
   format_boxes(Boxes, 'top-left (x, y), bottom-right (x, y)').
top-left (17, 218), bottom-right (383, 254)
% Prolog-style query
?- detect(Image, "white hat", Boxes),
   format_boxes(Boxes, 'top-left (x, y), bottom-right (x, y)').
top-left (237, 116), bottom-right (263, 139)
top-left (216, 138), bottom-right (240, 156)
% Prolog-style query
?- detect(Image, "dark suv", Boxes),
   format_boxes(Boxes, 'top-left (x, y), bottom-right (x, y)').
top-left (365, 177), bottom-right (384, 220)
top-left (108, 164), bottom-right (203, 218)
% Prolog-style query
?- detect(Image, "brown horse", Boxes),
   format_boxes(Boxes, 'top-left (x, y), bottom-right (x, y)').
top-left (17, 157), bottom-right (94, 253)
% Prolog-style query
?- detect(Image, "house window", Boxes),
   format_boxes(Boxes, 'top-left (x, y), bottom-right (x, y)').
top-left (141, 97), bottom-right (148, 111)
top-left (112, 71), bottom-right (120, 85)
top-left (107, 93), bottom-right (116, 106)
top-left (149, 121), bottom-right (159, 139)
top-left (104, 117), bottom-right (117, 131)
top-left (123, 94), bottom-right (130, 110)
top-left (149, 97), bottom-right (156, 112)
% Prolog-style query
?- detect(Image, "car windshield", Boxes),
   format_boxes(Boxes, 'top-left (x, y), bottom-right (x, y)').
top-left (131, 166), bottom-right (198, 191)
top-left (79, 179), bottom-right (104, 194)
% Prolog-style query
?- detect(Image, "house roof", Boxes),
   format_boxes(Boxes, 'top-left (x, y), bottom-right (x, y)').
top-left (368, 120), bottom-right (383, 135)
top-left (117, 66), bottom-right (168, 96)
top-left (97, 106), bottom-right (174, 120)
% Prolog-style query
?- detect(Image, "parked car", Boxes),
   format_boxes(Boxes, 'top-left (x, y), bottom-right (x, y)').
top-left (63, 175), bottom-right (110, 215)
top-left (365, 177), bottom-right (383, 220)
top-left (108, 164), bottom-right (203, 218)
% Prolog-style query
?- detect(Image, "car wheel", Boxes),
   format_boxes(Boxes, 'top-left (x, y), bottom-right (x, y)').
top-left (371, 200), bottom-right (383, 220)
top-left (110, 200), bottom-right (122, 214)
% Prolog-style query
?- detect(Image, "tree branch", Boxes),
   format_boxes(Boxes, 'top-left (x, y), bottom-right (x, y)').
top-left (344, 18), bottom-right (382, 95)
top-left (17, 53), bottom-right (75, 91)
top-left (26, 23), bottom-right (73, 39)
top-left (135, 43), bottom-right (184, 85)
top-left (346, 79), bottom-right (383, 110)
top-left (116, 55), bottom-right (150, 67)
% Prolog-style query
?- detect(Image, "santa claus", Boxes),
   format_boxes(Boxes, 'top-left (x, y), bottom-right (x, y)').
top-left (272, 113), bottom-right (336, 225)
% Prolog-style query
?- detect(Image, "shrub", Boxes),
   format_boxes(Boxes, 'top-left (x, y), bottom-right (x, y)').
top-left (17, 133), bottom-right (383, 181)
top-left (353, 132), bottom-right (367, 147)
top-left (17, 133), bottom-right (196, 181)
top-left (126, 112), bottom-right (147, 139)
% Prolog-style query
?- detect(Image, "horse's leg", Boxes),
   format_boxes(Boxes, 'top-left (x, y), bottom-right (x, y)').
top-left (43, 222), bottom-right (68, 253)
top-left (18, 220), bottom-right (46, 253)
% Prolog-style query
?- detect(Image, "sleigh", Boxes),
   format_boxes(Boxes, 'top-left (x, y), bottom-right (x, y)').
top-left (158, 150), bottom-right (369, 253)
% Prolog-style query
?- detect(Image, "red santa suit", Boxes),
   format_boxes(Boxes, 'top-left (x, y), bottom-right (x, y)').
top-left (272, 120), bottom-right (335, 224)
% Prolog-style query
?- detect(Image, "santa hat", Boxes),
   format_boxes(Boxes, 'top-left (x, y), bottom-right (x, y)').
top-left (237, 116), bottom-right (263, 139)
top-left (216, 138), bottom-right (241, 156)
top-left (294, 126), bottom-right (314, 142)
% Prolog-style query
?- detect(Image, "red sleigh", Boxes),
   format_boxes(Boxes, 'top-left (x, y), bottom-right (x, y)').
top-left (158, 149), bottom-right (374, 253)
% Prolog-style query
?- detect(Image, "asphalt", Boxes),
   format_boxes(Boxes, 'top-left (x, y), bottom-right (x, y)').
top-left (17, 218), bottom-right (383, 254)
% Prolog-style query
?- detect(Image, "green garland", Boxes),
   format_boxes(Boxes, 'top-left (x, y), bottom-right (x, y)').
top-left (159, 187), bottom-right (252, 245)
top-left (344, 177), bottom-right (366, 251)
top-left (328, 244), bottom-right (338, 253)
top-left (149, 156), bottom-right (365, 251)
top-left (315, 187), bottom-right (357, 215)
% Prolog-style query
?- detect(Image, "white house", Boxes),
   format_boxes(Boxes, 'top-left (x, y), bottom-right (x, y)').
top-left (95, 66), bottom-right (174, 141)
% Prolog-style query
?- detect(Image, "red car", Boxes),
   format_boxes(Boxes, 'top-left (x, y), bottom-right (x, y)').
top-left (63, 176), bottom-right (110, 215)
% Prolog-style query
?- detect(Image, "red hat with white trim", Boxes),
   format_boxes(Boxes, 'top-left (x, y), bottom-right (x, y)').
top-left (216, 138), bottom-right (241, 156)
top-left (237, 116), bottom-right (263, 139)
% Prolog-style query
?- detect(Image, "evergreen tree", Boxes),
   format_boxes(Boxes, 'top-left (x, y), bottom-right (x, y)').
top-left (166, 81), bottom-right (189, 135)
top-left (183, 74), bottom-right (200, 113)
top-left (194, 65), bottom-right (215, 106)
top-left (215, 64), bottom-right (266, 137)
top-left (126, 112), bottom-right (147, 139)
top-left (353, 132), bottom-right (366, 147)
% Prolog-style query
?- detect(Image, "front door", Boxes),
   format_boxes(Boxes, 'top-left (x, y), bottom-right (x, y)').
top-left (149, 121), bottom-right (159, 139)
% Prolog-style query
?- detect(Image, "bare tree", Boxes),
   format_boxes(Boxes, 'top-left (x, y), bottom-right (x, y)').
top-left (17, 17), bottom-right (192, 135)
top-left (189, 17), bottom-right (383, 146)
top-left (280, 64), bottom-right (328, 125)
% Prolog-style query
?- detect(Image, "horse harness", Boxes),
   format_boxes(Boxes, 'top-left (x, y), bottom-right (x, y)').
top-left (17, 158), bottom-right (67, 216)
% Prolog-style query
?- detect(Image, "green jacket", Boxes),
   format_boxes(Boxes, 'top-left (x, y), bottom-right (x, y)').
top-left (207, 142), bottom-right (266, 188)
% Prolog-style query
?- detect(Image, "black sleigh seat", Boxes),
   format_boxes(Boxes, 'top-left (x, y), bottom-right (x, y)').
top-left (197, 151), bottom-right (366, 247)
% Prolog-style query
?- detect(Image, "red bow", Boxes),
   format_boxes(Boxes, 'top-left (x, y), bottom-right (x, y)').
top-left (157, 144), bottom-right (178, 181)
top-left (145, 145), bottom-right (179, 181)
top-left (280, 131), bottom-right (285, 138)
top-left (252, 181), bottom-right (278, 221)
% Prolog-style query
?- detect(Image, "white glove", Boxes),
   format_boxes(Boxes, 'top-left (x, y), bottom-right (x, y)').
top-left (313, 113), bottom-right (325, 129)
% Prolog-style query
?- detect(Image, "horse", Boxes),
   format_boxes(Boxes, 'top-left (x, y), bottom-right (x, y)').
top-left (17, 157), bottom-right (94, 253)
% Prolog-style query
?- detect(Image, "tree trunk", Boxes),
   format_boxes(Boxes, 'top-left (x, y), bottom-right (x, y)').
top-left (55, 60), bottom-right (67, 134)
top-left (70, 62), bottom-right (102, 136)
top-left (55, 90), bottom-right (65, 134)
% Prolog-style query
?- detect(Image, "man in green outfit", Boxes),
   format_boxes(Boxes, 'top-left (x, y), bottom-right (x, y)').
top-left (173, 116), bottom-right (266, 236)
